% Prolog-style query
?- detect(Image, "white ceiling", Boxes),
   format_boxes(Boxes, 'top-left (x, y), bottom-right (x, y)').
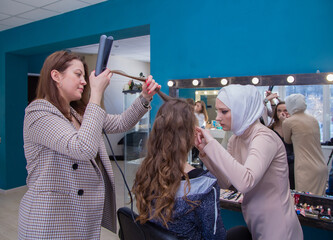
top-left (0, 0), bottom-right (150, 62)
top-left (68, 35), bottom-right (150, 62)
top-left (0, 0), bottom-right (108, 32)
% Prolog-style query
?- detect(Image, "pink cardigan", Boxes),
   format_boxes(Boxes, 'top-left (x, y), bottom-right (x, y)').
top-left (202, 121), bottom-right (303, 240)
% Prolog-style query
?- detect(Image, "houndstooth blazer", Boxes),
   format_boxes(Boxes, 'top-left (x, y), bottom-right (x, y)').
top-left (18, 97), bottom-right (148, 239)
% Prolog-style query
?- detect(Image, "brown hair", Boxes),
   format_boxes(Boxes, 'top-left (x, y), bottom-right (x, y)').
top-left (268, 101), bottom-right (286, 130)
top-left (195, 100), bottom-right (208, 122)
top-left (132, 99), bottom-right (197, 227)
top-left (185, 98), bottom-right (195, 106)
top-left (36, 51), bottom-right (90, 120)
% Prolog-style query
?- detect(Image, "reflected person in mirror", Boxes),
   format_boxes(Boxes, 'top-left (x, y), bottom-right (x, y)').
top-left (194, 100), bottom-right (209, 128)
top-left (18, 50), bottom-right (161, 239)
top-left (269, 101), bottom-right (295, 189)
top-left (283, 93), bottom-right (328, 195)
top-left (195, 85), bottom-right (303, 240)
top-left (261, 90), bottom-right (278, 126)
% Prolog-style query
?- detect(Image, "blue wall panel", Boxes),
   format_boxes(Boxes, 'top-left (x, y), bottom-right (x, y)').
top-left (5, 53), bottom-right (28, 188)
top-left (1, 0), bottom-right (333, 190)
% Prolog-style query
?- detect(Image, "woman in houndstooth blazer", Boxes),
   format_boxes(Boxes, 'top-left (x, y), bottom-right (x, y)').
top-left (18, 51), bottom-right (161, 239)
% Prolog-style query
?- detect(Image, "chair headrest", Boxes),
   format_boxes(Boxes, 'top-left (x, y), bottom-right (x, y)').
top-left (117, 207), bottom-right (178, 240)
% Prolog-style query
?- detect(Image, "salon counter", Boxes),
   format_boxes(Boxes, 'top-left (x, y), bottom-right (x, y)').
top-left (219, 191), bottom-right (333, 240)
top-left (219, 199), bottom-right (333, 231)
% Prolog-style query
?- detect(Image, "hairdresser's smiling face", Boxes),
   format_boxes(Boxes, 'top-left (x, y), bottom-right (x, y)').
top-left (52, 59), bottom-right (86, 105)
top-left (215, 98), bottom-right (231, 131)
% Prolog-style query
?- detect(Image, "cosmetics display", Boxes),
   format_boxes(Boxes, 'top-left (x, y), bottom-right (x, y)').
top-left (220, 189), bottom-right (333, 230)
top-left (220, 189), bottom-right (243, 203)
top-left (292, 190), bottom-right (333, 224)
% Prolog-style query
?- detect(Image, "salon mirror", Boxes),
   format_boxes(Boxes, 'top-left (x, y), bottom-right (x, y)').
top-left (169, 72), bottom-right (333, 197)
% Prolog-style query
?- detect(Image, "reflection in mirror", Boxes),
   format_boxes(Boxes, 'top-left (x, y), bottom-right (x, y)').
top-left (194, 89), bottom-right (219, 124)
top-left (171, 73), bottom-right (333, 197)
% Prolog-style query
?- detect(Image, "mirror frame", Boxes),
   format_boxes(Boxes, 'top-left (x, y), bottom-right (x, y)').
top-left (168, 72), bottom-right (333, 198)
top-left (168, 72), bottom-right (333, 97)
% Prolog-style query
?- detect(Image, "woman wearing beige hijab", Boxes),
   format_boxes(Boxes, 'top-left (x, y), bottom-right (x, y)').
top-left (195, 85), bottom-right (303, 240)
top-left (283, 94), bottom-right (328, 195)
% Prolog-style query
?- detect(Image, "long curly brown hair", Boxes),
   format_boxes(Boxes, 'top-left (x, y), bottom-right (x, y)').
top-left (132, 99), bottom-right (197, 227)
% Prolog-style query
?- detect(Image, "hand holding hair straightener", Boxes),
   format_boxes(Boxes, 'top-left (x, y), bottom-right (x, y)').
top-left (95, 35), bottom-right (170, 102)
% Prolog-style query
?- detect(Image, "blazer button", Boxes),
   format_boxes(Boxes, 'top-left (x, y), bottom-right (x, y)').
top-left (78, 189), bottom-right (84, 196)
top-left (72, 163), bottom-right (78, 170)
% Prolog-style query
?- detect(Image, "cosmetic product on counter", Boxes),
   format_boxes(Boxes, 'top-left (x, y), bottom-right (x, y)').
top-left (220, 189), bottom-right (243, 203)
top-left (328, 208), bottom-right (331, 216)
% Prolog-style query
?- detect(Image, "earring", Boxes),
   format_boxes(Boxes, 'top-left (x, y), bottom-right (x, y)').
top-left (59, 82), bottom-right (63, 88)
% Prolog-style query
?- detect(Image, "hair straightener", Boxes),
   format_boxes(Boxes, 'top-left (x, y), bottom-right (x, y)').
top-left (95, 35), bottom-right (113, 76)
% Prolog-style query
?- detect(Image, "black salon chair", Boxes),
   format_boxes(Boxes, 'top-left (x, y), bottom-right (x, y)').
top-left (226, 225), bottom-right (252, 240)
top-left (117, 207), bottom-right (178, 240)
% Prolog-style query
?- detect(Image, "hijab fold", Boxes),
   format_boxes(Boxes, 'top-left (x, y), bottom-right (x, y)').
top-left (217, 84), bottom-right (264, 136)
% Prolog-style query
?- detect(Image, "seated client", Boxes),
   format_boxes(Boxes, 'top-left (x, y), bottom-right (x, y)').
top-left (132, 99), bottom-right (226, 240)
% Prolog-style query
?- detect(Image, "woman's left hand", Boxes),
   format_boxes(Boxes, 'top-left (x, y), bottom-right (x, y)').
top-left (142, 75), bottom-right (161, 100)
top-left (195, 127), bottom-right (214, 152)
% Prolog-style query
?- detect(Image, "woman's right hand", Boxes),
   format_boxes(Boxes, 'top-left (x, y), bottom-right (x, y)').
top-left (279, 112), bottom-right (290, 121)
top-left (265, 91), bottom-right (279, 101)
top-left (89, 69), bottom-right (113, 106)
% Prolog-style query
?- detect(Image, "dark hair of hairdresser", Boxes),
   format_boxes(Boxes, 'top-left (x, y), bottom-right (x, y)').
top-left (36, 50), bottom-right (90, 121)
top-left (268, 101), bottom-right (286, 130)
top-left (132, 99), bottom-right (197, 227)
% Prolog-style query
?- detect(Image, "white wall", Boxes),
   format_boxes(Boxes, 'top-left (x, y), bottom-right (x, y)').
top-left (83, 54), bottom-right (150, 156)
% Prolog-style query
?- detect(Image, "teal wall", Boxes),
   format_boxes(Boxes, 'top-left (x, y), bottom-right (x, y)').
top-left (4, 53), bottom-right (28, 189)
top-left (27, 54), bottom-right (51, 73)
top-left (1, 0), bottom-right (333, 191)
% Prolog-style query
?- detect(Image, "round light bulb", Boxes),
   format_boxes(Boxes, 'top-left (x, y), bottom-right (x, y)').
top-left (204, 91), bottom-right (207, 95)
top-left (214, 91), bottom-right (218, 95)
top-left (287, 76), bottom-right (295, 83)
top-left (167, 81), bottom-right (174, 87)
top-left (192, 79), bottom-right (199, 86)
top-left (221, 78), bottom-right (228, 86)
top-left (195, 91), bottom-right (198, 95)
top-left (251, 77), bottom-right (259, 85)
top-left (326, 74), bottom-right (333, 82)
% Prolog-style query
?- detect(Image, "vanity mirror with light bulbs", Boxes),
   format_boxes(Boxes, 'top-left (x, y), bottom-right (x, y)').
top-left (168, 72), bottom-right (333, 197)
top-left (168, 72), bottom-right (333, 231)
